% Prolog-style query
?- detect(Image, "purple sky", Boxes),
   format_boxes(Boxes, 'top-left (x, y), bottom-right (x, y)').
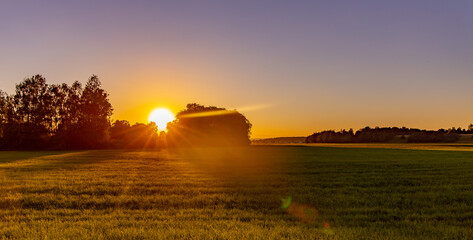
top-left (1, 1), bottom-right (472, 137)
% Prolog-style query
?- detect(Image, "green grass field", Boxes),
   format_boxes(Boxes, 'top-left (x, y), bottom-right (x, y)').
top-left (1, 146), bottom-right (473, 239)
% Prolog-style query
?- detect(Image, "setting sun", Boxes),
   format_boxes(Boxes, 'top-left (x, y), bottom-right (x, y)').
top-left (148, 108), bottom-right (175, 131)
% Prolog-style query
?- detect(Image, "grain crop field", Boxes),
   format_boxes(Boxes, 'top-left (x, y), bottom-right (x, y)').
top-left (1, 146), bottom-right (473, 239)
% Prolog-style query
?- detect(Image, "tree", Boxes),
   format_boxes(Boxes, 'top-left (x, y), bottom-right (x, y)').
top-left (167, 103), bottom-right (252, 146)
top-left (48, 81), bottom-right (83, 149)
top-left (71, 75), bottom-right (113, 148)
top-left (110, 120), bottom-right (159, 149)
top-left (4, 75), bottom-right (54, 148)
top-left (0, 91), bottom-right (11, 143)
top-left (0, 91), bottom-right (10, 125)
top-left (13, 75), bottom-right (54, 127)
top-left (0, 74), bottom-right (114, 150)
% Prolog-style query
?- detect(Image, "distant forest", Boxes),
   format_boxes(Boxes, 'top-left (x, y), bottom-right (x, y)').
top-left (0, 75), bottom-right (252, 150)
top-left (306, 126), bottom-right (473, 144)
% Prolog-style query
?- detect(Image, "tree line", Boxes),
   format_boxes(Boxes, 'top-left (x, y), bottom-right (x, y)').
top-left (305, 126), bottom-right (473, 143)
top-left (5, 75), bottom-right (469, 148)
top-left (0, 75), bottom-right (252, 149)
top-left (0, 75), bottom-right (114, 149)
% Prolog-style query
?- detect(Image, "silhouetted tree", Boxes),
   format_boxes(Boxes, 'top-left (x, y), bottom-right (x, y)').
top-left (0, 91), bottom-right (13, 145)
top-left (110, 120), bottom-right (131, 140)
top-left (4, 75), bottom-right (53, 148)
top-left (110, 120), bottom-right (159, 149)
top-left (0, 75), bottom-right (113, 149)
top-left (70, 75), bottom-right (113, 148)
top-left (48, 81), bottom-right (83, 149)
top-left (167, 103), bottom-right (252, 146)
top-left (305, 126), bottom-right (463, 143)
top-left (0, 91), bottom-right (9, 124)
top-left (305, 130), bottom-right (355, 143)
top-left (408, 132), bottom-right (459, 143)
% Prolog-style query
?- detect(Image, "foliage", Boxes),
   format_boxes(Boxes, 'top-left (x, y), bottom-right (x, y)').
top-left (306, 126), bottom-right (470, 143)
top-left (167, 103), bottom-right (252, 146)
top-left (407, 132), bottom-right (459, 143)
top-left (110, 120), bottom-right (159, 149)
top-left (0, 75), bottom-right (112, 149)
top-left (0, 76), bottom-right (255, 149)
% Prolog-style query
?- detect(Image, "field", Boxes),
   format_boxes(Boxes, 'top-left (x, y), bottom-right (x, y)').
top-left (1, 146), bottom-right (473, 239)
top-left (265, 143), bottom-right (473, 151)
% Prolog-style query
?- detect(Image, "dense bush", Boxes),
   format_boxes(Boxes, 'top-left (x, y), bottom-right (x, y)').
top-left (167, 103), bottom-right (252, 146)
top-left (110, 120), bottom-right (159, 149)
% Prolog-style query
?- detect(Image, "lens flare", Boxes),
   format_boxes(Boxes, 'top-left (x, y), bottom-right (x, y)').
top-left (281, 196), bottom-right (318, 224)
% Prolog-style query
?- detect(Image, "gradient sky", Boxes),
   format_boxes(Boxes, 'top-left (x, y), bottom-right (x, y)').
top-left (1, 1), bottom-right (472, 138)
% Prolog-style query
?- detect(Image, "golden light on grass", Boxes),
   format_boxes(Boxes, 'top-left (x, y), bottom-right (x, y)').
top-left (148, 108), bottom-right (175, 131)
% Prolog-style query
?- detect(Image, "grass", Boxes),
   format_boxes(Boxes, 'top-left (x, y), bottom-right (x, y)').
top-left (1, 146), bottom-right (473, 239)
top-left (261, 142), bottom-right (473, 151)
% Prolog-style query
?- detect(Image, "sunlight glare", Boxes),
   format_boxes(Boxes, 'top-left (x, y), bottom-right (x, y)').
top-left (148, 108), bottom-right (175, 131)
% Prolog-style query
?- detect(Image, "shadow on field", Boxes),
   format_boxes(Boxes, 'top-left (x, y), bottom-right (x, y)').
top-left (0, 151), bottom-right (70, 164)
top-left (169, 146), bottom-right (288, 182)
top-left (0, 150), bottom-right (146, 211)
top-left (168, 146), bottom-right (329, 227)
top-left (169, 147), bottom-right (292, 210)
top-left (0, 151), bottom-right (96, 210)
top-left (0, 150), bottom-right (124, 172)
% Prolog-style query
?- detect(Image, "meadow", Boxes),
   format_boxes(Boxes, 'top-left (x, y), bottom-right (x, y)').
top-left (1, 146), bottom-right (473, 239)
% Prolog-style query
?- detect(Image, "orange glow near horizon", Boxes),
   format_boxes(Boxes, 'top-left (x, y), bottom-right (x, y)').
top-left (2, 2), bottom-right (473, 139)
top-left (148, 108), bottom-right (175, 131)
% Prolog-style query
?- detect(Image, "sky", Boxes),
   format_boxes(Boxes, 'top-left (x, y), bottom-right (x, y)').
top-left (0, 0), bottom-right (472, 138)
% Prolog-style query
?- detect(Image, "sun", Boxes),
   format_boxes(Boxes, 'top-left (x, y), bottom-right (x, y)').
top-left (148, 108), bottom-right (175, 131)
